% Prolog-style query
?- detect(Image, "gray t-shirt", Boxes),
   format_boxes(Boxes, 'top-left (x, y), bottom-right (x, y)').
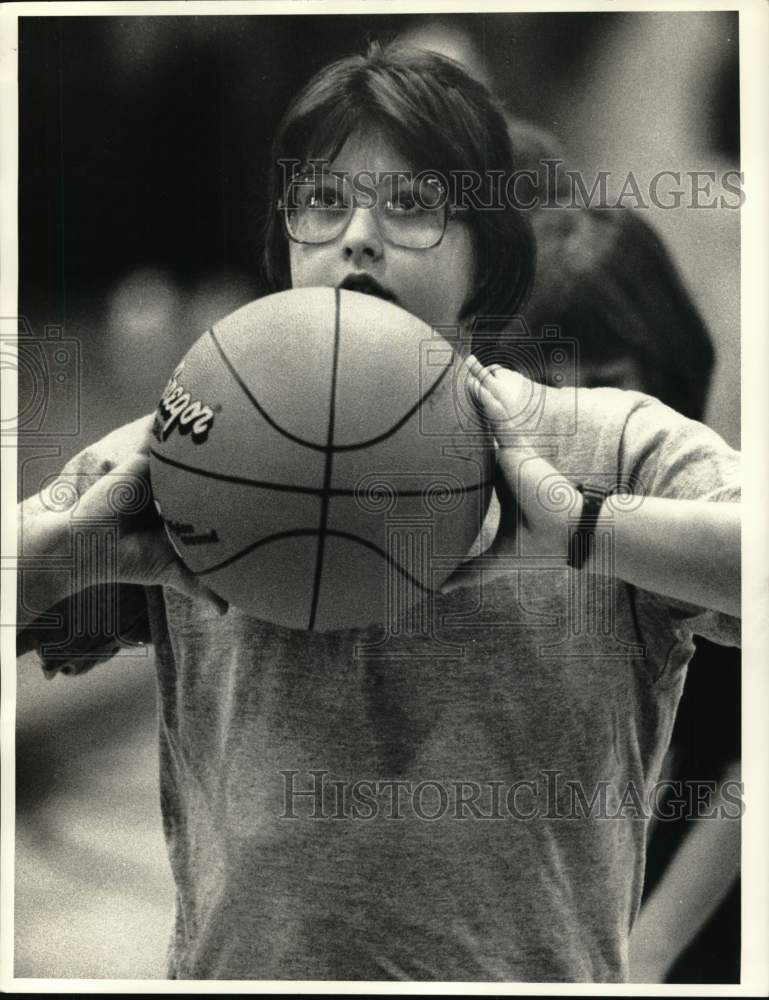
top-left (30, 387), bottom-right (740, 982)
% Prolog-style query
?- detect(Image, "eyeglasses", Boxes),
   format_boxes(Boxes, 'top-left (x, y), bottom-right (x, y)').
top-left (277, 172), bottom-right (463, 249)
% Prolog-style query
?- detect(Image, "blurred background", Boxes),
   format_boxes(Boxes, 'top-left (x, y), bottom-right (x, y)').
top-left (15, 12), bottom-right (740, 981)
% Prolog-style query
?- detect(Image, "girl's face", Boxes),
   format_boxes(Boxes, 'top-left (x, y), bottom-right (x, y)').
top-left (288, 130), bottom-right (476, 328)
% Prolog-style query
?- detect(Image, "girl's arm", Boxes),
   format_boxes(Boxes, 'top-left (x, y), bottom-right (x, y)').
top-left (17, 414), bottom-right (226, 644)
top-left (16, 499), bottom-right (72, 638)
top-left (442, 359), bottom-right (740, 618)
top-left (590, 496), bottom-right (739, 618)
top-left (628, 759), bottom-right (741, 982)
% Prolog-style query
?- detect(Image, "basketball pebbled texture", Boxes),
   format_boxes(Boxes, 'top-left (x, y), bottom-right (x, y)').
top-left (149, 287), bottom-right (494, 631)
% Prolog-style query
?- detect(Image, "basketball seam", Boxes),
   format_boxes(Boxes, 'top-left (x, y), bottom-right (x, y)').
top-left (307, 288), bottom-right (340, 631)
top-left (207, 323), bottom-right (454, 452)
top-left (149, 447), bottom-right (491, 499)
top-left (194, 527), bottom-right (433, 597)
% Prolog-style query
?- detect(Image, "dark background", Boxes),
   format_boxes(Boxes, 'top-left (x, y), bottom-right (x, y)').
top-left (20, 13), bottom-right (738, 314)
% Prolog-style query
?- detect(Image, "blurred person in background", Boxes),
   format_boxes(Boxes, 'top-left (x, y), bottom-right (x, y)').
top-left (16, 42), bottom-right (741, 983)
top-left (518, 193), bottom-right (741, 982)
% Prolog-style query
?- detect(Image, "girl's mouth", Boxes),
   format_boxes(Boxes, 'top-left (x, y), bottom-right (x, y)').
top-left (338, 273), bottom-right (398, 304)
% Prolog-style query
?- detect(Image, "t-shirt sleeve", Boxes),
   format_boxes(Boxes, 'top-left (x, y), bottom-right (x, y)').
top-left (18, 425), bottom-right (154, 677)
top-left (617, 393), bottom-right (740, 648)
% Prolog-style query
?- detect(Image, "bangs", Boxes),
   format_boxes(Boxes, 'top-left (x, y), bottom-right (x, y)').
top-left (277, 54), bottom-right (482, 184)
top-left (279, 111), bottom-right (468, 188)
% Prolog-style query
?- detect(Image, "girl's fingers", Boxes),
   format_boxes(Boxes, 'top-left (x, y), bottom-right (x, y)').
top-left (77, 451), bottom-right (153, 521)
top-left (161, 561), bottom-right (229, 615)
top-left (48, 425), bottom-right (228, 616)
top-left (465, 355), bottom-right (529, 430)
top-left (439, 556), bottom-right (483, 595)
top-left (108, 412), bottom-right (156, 457)
top-left (469, 375), bottom-right (523, 435)
top-left (464, 353), bottom-right (485, 379)
top-left (466, 354), bottom-right (514, 384)
top-left (440, 538), bottom-right (518, 595)
top-left (119, 531), bottom-right (229, 615)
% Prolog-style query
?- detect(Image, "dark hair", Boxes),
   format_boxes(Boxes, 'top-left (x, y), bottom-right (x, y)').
top-left (523, 208), bottom-right (715, 420)
top-left (261, 42), bottom-right (534, 322)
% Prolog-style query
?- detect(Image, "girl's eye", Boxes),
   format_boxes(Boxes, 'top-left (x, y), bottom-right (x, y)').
top-left (383, 179), bottom-right (445, 215)
top-left (308, 186), bottom-right (345, 210)
top-left (287, 179), bottom-right (346, 211)
top-left (385, 193), bottom-right (421, 215)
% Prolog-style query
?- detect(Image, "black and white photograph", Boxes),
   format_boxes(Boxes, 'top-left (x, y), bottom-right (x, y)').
top-left (2, 1), bottom-right (768, 991)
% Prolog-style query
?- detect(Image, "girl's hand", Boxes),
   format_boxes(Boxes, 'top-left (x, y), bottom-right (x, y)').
top-left (29, 414), bottom-right (227, 615)
top-left (442, 356), bottom-right (582, 593)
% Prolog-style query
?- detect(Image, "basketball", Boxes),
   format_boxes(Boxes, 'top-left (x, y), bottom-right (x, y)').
top-left (149, 287), bottom-right (494, 631)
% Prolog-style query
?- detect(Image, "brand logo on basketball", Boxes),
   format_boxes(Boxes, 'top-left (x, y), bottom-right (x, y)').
top-left (153, 364), bottom-right (215, 443)
top-left (164, 516), bottom-right (219, 546)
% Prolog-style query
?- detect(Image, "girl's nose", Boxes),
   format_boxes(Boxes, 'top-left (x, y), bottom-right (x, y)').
top-left (341, 205), bottom-right (384, 263)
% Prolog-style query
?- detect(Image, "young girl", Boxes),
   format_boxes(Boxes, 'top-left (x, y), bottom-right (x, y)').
top-left (18, 43), bottom-right (740, 982)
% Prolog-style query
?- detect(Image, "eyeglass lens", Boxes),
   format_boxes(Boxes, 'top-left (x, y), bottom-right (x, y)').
top-left (283, 174), bottom-right (448, 249)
